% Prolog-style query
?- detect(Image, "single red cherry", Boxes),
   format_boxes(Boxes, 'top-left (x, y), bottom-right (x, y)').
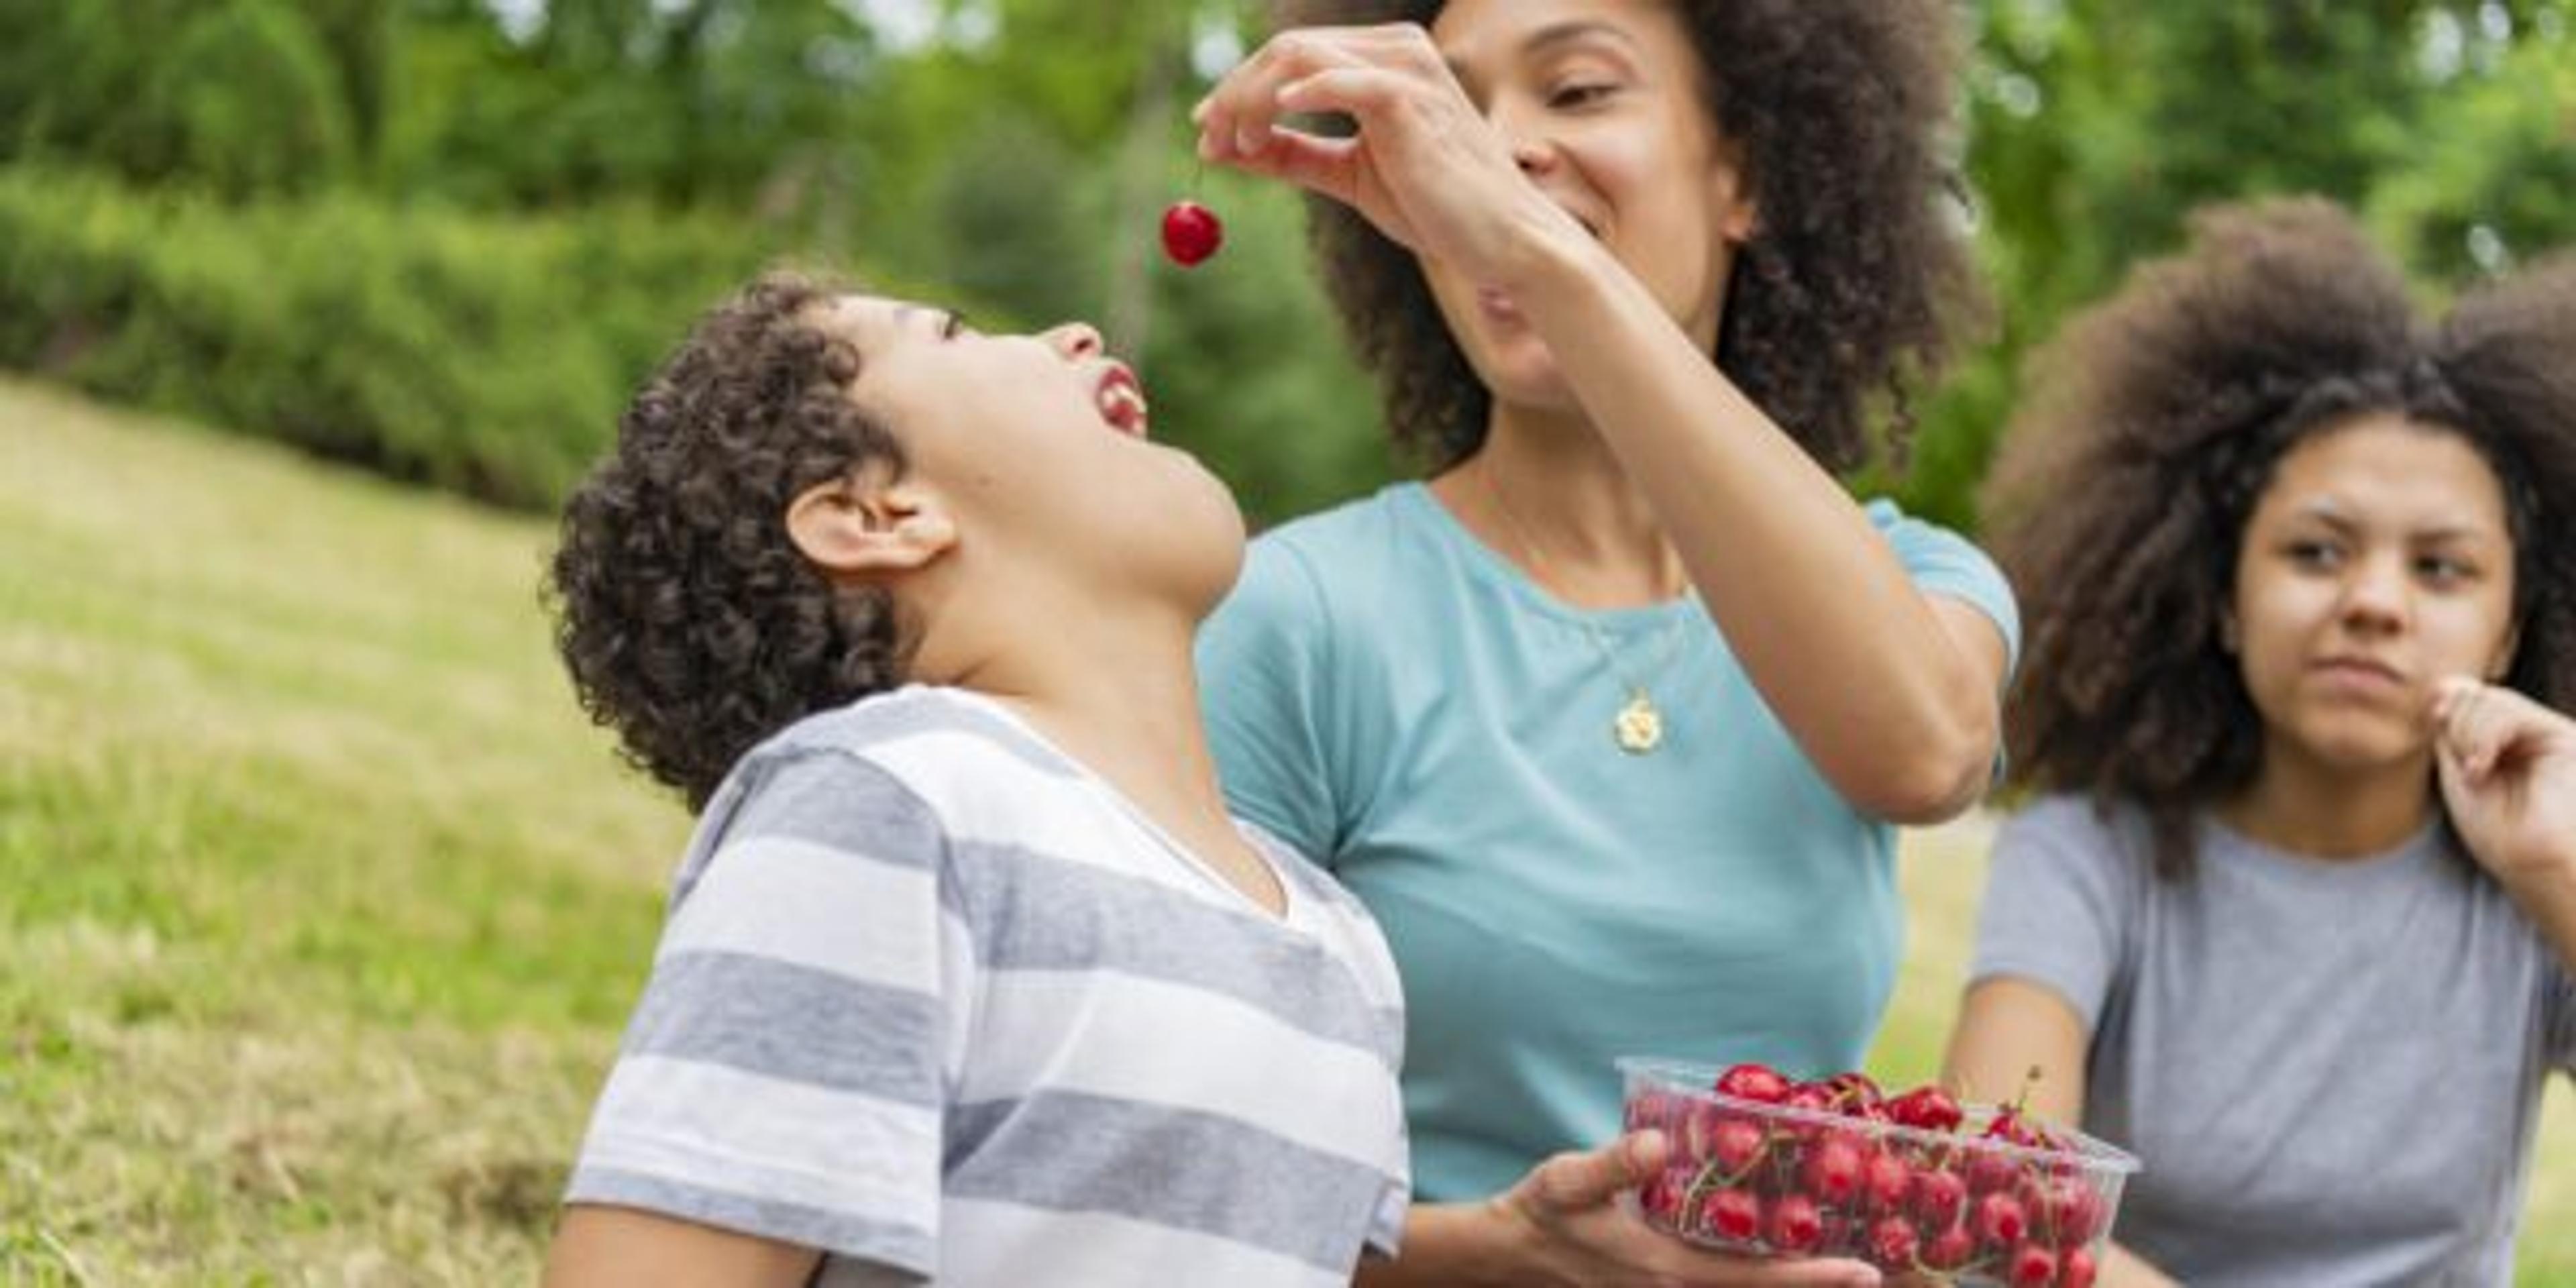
top-left (1701, 1187), bottom-right (1763, 1243)
top-left (1768, 1193), bottom-right (1825, 1253)
top-left (2059, 1245), bottom-right (2100, 1288)
top-left (1161, 200), bottom-right (1224, 266)
top-left (1922, 1225), bottom-right (1978, 1272)
top-left (1975, 1191), bottom-right (2030, 1248)
top-left (1866, 1215), bottom-right (1920, 1271)
top-left (1714, 1062), bottom-right (1794, 1104)
top-left (2039, 1175), bottom-right (2106, 1248)
top-left (1801, 1134), bottom-right (1868, 1205)
top-left (1863, 1150), bottom-right (1913, 1213)
top-left (1886, 1085), bottom-right (1966, 1132)
top-left (2010, 1241), bottom-right (2059, 1287)
top-left (1638, 1168), bottom-right (1687, 1222)
top-left (1710, 1116), bottom-right (1769, 1174)
top-left (1913, 1167), bottom-right (1970, 1228)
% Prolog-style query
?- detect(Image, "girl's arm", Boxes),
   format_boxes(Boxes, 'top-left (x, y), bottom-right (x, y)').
top-left (543, 1205), bottom-right (821, 1288)
top-left (2433, 677), bottom-right (2576, 975)
top-left (1194, 24), bottom-right (2004, 822)
top-left (1942, 978), bottom-right (2178, 1288)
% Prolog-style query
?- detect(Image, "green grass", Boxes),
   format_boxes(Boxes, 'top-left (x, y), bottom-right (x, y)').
top-left (1, 376), bottom-right (2569, 1282)
top-left (0, 377), bottom-right (690, 1283)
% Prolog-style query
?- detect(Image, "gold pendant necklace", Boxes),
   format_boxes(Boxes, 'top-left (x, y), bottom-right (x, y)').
top-left (1481, 468), bottom-right (1694, 756)
top-left (1613, 690), bottom-right (1664, 754)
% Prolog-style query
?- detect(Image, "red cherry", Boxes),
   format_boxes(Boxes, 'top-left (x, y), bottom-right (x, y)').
top-left (1965, 1144), bottom-right (2025, 1195)
top-left (1975, 1190), bottom-right (2030, 1248)
top-left (1913, 1167), bottom-right (1969, 1228)
top-left (1710, 1116), bottom-right (1769, 1174)
top-left (1161, 200), bottom-right (1223, 266)
top-left (1714, 1062), bottom-right (1794, 1104)
top-left (1783, 1081), bottom-right (1836, 1115)
top-left (1886, 1085), bottom-right (1966, 1132)
top-left (1863, 1150), bottom-right (1913, 1214)
top-left (1801, 1134), bottom-right (1868, 1206)
top-left (2038, 1175), bottom-right (2106, 1248)
top-left (1923, 1225), bottom-right (1978, 1271)
top-left (1701, 1187), bottom-right (1762, 1243)
top-left (2060, 1246), bottom-right (2100, 1288)
top-left (2010, 1241), bottom-right (2060, 1287)
top-left (1866, 1215), bottom-right (1920, 1270)
top-left (1638, 1168), bottom-right (1688, 1223)
top-left (1768, 1193), bottom-right (1825, 1253)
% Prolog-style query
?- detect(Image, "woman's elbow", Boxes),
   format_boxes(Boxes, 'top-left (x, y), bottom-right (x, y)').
top-left (1845, 702), bottom-right (2000, 825)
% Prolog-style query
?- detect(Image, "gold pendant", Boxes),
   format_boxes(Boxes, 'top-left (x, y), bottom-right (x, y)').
top-left (1613, 692), bottom-right (1664, 755)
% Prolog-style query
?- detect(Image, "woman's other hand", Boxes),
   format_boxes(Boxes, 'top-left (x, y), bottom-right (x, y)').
top-left (1485, 1130), bottom-right (1882, 1288)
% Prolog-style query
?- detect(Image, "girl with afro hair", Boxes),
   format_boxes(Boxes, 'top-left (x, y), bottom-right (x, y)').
top-left (1947, 200), bottom-right (2576, 1287)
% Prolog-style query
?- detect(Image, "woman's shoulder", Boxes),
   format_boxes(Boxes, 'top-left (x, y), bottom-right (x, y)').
top-left (1224, 484), bottom-right (1439, 621)
top-left (1250, 482), bottom-right (1430, 560)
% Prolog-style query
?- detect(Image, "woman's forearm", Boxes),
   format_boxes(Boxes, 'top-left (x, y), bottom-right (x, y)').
top-left (1508, 229), bottom-right (2004, 821)
top-left (1352, 1201), bottom-right (1538, 1288)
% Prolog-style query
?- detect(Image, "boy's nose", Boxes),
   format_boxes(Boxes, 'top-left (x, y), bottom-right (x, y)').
top-left (1045, 323), bottom-right (1104, 360)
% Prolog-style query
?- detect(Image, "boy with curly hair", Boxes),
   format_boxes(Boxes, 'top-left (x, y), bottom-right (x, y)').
top-left (539, 274), bottom-right (1409, 1287)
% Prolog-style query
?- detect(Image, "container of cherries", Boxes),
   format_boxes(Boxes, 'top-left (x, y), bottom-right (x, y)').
top-left (1620, 1059), bottom-right (2139, 1287)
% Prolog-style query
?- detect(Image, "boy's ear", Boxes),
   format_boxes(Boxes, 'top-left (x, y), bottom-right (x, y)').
top-left (785, 468), bottom-right (957, 581)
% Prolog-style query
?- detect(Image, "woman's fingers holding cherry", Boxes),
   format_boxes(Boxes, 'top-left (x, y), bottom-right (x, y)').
top-left (1193, 24), bottom-right (1441, 164)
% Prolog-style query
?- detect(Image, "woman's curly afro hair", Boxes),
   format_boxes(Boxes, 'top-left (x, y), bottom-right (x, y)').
top-left (1277, 0), bottom-right (1984, 474)
top-left (1984, 199), bottom-right (2576, 877)
top-left (547, 273), bottom-right (910, 809)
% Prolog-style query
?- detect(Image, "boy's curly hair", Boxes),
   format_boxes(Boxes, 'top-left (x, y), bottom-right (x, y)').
top-left (1277, 0), bottom-right (1982, 474)
top-left (547, 274), bottom-right (910, 809)
top-left (1984, 199), bottom-right (2576, 877)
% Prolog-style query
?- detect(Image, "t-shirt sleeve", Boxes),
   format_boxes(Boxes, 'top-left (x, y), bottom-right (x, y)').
top-left (1868, 498), bottom-right (2023, 682)
top-left (1967, 798), bottom-right (2138, 1032)
top-left (1197, 538), bottom-right (1344, 864)
top-left (564, 750), bottom-right (962, 1279)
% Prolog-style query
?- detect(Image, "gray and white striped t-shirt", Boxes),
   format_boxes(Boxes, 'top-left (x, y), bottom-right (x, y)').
top-left (566, 686), bottom-right (1411, 1287)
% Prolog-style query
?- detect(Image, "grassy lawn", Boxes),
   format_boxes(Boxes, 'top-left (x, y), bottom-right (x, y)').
top-left (2, 376), bottom-right (2569, 1283)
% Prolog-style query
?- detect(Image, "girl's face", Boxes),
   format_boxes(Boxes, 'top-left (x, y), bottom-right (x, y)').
top-left (2231, 414), bottom-right (2520, 777)
top-left (1424, 0), bottom-right (1756, 411)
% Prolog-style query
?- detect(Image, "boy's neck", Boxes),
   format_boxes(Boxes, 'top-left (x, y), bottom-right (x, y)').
top-left (922, 591), bottom-right (1285, 915)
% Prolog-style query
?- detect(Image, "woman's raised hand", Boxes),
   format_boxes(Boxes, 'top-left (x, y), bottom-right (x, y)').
top-left (1490, 1130), bottom-right (1882, 1288)
top-left (1191, 23), bottom-right (1589, 292)
top-left (2430, 676), bottom-right (2576, 887)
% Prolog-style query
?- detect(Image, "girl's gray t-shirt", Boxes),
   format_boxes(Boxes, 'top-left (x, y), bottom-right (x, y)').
top-left (1972, 796), bottom-right (2576, 1288)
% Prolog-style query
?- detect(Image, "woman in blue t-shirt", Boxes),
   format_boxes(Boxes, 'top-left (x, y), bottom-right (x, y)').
top-left (1190, 2), bottom-right (2015, 1283)
top-left (1946, 201), bottom-right (2576, 1285)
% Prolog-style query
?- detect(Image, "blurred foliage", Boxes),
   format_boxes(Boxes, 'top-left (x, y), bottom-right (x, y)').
top-left (0, 0), bottom-right (2569, 528)
top-left (0, 168), bottom-right (775, 506)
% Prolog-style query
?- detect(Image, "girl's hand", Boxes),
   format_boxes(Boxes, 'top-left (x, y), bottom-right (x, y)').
top-left (2430, 676), bottom-right (2576, 888)
top-left (1491, 1130), bottom-right (1880, 1288)
top-left (1190, 23), bottom-right (1589, 292)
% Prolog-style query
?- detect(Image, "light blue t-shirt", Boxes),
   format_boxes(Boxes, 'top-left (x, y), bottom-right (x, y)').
top-left (1197, 482), bottom-right (2019, 1201)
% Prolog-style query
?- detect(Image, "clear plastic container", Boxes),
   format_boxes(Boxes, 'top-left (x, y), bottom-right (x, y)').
top-left (1620, 1058), bottom-right (2141, 1286)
